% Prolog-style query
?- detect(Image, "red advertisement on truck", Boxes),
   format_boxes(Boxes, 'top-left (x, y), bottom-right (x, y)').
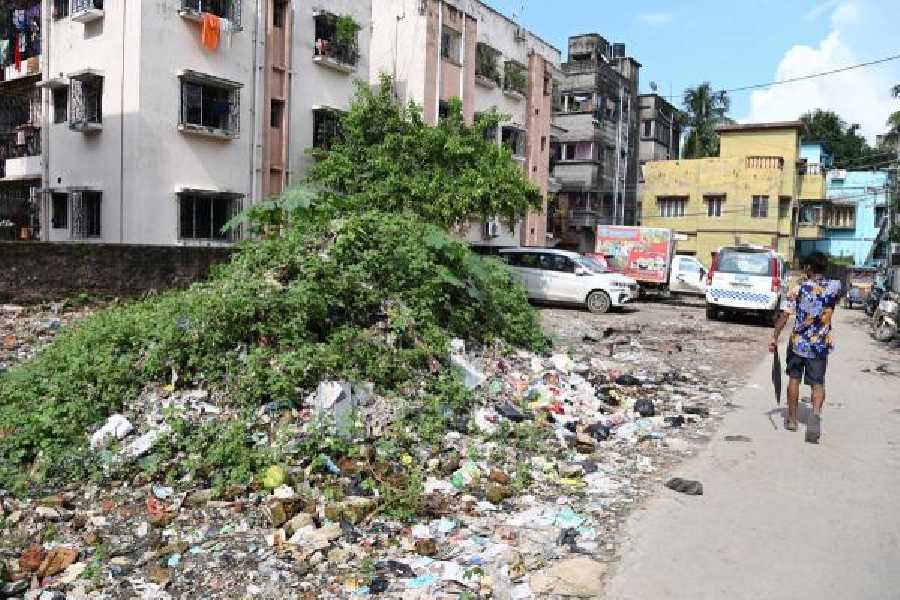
top-left (592, 226), bottom-right (673, 284)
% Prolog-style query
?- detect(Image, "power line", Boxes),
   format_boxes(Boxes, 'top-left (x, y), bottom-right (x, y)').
top-left (659, 53), bottom-right (900, 100)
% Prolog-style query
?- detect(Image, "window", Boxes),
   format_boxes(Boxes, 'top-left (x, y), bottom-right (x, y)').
top-left (273, 0), bottom-right (286, 28)
top-left (270, 99), bottom-right (284, 128)
top-left (438, 100), bottom-right (450, 121)
top-left (475, 43), bottom-right (501, 85)
top-left (441, 26), bottom-right (462, 64)
top-left (574, 142), bottom-right (593, 160)
top-left (53, 88), bottom-right (68, 124)
top-left (540, 254), bottom-right (575, 273)
top-left (705, 195), bottom-right (725, 217)
top-left (501, 126), bottom-right (526, 158)
top-left (658, 196), bottom-right (687, 218)
top-left (503, 61), bottom-right (527, 95)
top-left (875, 206), bottom-right (887, 227)
top-left (51, 193), bottom-right (68, 229)
top-left (180, 0), bottom-right (241, 27)
top-left (53, 0), bottom-right (69, 19)
top-left (69, 73), bottom-right (103, 131)
top-left (505, 252), bottom-right (541, 269)
top-left (642, 119), bottom-right (652, 138)
top-left (179, 72), bottom-right (241, 137)
top-left (314, 12), bottom-right (359, 66)
top-left (717, 249), bottom-right (773, 276)
top-left (71, 191), bottom-right (101, 239)
top-left (178, 192), bottom-right (241, 241)
top-left (778, 197), bottom-right (791, 219)
top-left (312, 108), bottom-right (342, 150)
top-left (750, 196), bottom-right (769, 219)
top-left (562, 93), bottom-right (592, 113)
top-left (751, 195), bottom-right (768, 218)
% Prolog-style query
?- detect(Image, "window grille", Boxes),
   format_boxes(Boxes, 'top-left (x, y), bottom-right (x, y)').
top-left (313, 13), bottom-right (359, 66)
top-left (71, 190), bottom-right (102, 239)
top-left (72, 0), bottom-right (103, 14)
top-left (178, 192), bottom-right (241, 241)
top-left (53, 0), bottom-right (69, 18)
top-left (70, 74), bottom-right (103, 131)
top-left (179, 72), bottom-right (241, 137)
top-left (312, 108), bottom-right (342, 150)
top-left (180, 0), bottom-right (241, 27)
top-left (658, 197), bottom-right (687, 218)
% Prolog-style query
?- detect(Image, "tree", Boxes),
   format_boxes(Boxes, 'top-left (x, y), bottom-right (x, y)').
top-left (307, 74), bottom-right (542, 230)
top-left (882, 84), bottom-right (900, 149)
top-left (681, 83), bottom-right (731, 158)
top-left (799, 109), bottom-right (874, 166)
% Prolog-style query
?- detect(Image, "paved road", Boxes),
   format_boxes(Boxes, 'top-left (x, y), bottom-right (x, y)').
top-left (604, 310), bottom-right (900, 600)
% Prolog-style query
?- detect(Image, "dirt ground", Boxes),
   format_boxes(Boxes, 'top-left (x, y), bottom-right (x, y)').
top-left (538, 299), bottom-right (773, 382)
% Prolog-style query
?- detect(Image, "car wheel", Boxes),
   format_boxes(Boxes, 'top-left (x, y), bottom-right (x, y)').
top-left (706, 304), bottom-right (718, 321)
top-left (587, 291), bottom-right (612, 314)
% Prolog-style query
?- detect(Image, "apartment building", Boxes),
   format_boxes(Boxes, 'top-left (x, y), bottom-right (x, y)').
top-left (548, 34), bottom-right (640, 253)
top-left (641, 121), bottom-right (811, 266)
top-left (636, 92), bottom-right (680, 223)
top-left (370, 0), bottom-right (561, 248)
top-left (0, 0), bottom-right (372, 245)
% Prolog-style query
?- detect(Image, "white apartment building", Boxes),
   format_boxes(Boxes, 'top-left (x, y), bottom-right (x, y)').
top-left (0, 0), bottom-right (371, 245)
top-left (369, 0), bottom-right (561, 248)
top-left (1, 0), bottom-right (553, 247)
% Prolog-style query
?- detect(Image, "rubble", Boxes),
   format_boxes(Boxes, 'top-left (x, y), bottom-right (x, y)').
top-left (0, 302), bottom-right (96, 373)
top-left (0, 300), bottom-right (772, 599)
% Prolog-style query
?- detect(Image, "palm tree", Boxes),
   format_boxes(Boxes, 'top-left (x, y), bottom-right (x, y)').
top-left (682, 83), bottom-right (731, 158)
top-left (883, 84), bottom-right (900, 148)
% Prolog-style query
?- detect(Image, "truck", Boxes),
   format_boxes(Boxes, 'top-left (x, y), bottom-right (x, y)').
top-left (588, 226), bottom-right (707, 296)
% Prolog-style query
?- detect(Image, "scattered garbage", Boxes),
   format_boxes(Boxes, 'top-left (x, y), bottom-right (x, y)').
top-left (666, 477), bottom-right (704, 496)
top-left (0, 301), bottom-right (760, 598)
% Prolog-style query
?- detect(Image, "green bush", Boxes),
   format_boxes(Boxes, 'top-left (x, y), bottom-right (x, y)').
top-left (0, 211), bottom-right (546, 492)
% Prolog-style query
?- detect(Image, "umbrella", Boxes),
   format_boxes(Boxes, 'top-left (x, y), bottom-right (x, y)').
top-left (772, 347), bottom-right (782, 405)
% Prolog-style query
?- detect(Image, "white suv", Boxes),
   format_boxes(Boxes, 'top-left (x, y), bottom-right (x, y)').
top-left (500, 248), bottom-right (639, 314)
top-left (705, 245), bottom-right (786, 323)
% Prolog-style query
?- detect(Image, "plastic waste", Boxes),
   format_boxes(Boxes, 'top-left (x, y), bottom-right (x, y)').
top-left (90, 414), bottom-right (134, 450)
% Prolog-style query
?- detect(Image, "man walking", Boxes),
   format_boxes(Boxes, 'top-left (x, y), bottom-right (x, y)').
top-left (769, 252), bottom-right (841, 443)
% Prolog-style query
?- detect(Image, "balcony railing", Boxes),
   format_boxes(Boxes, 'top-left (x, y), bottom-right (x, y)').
top-left (314, 39), bottom-right (359, 72)
top-left (72, 0), bottom-right (104, 23)
top-left (746, 156), bottom-right (784, 169)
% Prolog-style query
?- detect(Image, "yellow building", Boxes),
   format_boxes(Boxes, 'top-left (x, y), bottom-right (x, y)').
top-left (641, 121), bottom-right (826, 267)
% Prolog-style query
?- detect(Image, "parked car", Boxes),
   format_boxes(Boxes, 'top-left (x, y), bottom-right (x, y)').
top-left (499, 248), bottom-right (639, 314)
top-left (705, 245), bottom-right (786, 324)
top-left (591, 226), bottom-right (706, 296)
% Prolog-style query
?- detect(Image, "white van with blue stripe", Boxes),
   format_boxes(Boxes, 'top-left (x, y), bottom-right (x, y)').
top-left (705, 245), bottom-right (786, 324)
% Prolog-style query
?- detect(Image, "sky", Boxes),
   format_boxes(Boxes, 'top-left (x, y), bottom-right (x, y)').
top-left (486, 0), bottom-right (900, 143)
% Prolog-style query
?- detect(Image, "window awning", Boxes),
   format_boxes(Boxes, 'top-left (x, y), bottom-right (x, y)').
top-left (176, 187), bottom-right (245, 200)
top-left (178, 70), bottom-right (243, 89)
top-left (68, 68), bottom-right (104, 81)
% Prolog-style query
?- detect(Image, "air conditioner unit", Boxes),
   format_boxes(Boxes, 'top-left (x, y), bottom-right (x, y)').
top-left (484, 219), bottom-right (500, 239)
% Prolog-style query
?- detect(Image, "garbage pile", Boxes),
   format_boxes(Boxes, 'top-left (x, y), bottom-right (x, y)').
top-left (0, 303), bottom-right (94, 374)
top-left (0, 317), bottom-right (740, 599)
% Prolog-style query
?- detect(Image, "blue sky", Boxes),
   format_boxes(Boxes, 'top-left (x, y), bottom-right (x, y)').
top-left (487, 0), bottom-right (900, 142)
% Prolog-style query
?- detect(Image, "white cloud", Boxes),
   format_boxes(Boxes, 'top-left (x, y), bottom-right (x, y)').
top-left (637, 12), bottom-right (672, 26)
top-left (743, 1), bottom-right (897, 142)
top-left (805, 0), bottom-right (841, 20)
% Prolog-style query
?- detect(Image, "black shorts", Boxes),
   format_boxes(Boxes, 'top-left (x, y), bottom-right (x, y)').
top-left (785, 346), bottom-right (827, 386)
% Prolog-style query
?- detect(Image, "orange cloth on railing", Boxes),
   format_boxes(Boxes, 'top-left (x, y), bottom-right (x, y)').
top-left (201, 13), bottom-right (220, 51)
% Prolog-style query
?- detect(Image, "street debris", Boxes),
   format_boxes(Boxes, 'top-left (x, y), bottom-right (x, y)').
top-left (0, 298), bottom-right (769, 599)
top-left (0, 302), bottom-right (95, 373)
top-left (666, 478), bottom-right (704, 496)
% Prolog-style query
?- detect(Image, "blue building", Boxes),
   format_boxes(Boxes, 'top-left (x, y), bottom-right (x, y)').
top-left (797, 144), bottom-right (890, 266)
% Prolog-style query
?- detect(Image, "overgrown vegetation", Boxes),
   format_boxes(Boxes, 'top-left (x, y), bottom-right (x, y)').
top-left (0, 76), bottom-right (549, 496)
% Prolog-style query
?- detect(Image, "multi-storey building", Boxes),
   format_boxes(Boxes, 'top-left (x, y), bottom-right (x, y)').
top-left (370, 0), bottom-right (561, 248)
top-left (636, 92), bottom-right (680, 223)
top-left (548, 34), bottom-right (640, 253)
top-left (641, 121), bottom-right (813, 266)
top-left (0, 0), bottom-right (372, 245)
top-left (797, 142), bottom-right (892, 266)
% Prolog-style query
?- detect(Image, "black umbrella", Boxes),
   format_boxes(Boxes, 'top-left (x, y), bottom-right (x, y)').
top-left (772, 346), bottom-right (782, 405)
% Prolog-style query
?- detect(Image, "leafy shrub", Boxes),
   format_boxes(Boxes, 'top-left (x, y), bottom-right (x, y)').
top-left (0, 212), bottom-right (546, 491)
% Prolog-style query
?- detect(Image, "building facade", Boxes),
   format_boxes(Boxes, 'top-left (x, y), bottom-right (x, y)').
top-left (547, 34), bottom-right (640, 253)
top-left (370, 0), bottom-right (561, 248)
top-left (0, 0), bottom-right (374, 245)
top-left (641, 121), bottom-right (812, 267)
top-left (636, 92), bottom-right (681, 223)
top-left (797, 167), bottom-right (891, 267)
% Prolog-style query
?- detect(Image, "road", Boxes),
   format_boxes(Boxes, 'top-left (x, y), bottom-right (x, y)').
top-left (604, 309), bottom-right (900, 600)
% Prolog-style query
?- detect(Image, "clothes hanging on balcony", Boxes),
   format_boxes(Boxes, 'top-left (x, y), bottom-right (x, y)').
top-left (0, 40), bottom-right (8, 66)
top-left (200, 12), bottom-right (220, 51)
top-left (220, 18), bottom-right (232, 49)
top-left (13, 31), bottom-right (21, 71)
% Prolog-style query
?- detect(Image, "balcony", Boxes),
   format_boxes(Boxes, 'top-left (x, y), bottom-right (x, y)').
top-left (797, 224), bottom-right (824, 240)
top-left (179, 0), bottom-right (242, 28)
top-left (72, 0), bottom-right (104, 23)
top-left (313, 12), bottom-right (360, 74)
top-left (1, 125), bottom-right (41, 181)
top-left (503, 60), bottom-right (528, 101)
top-left (475, 43), bottom-right (501, 89)
top-left (313, 42), bottom-right (358, 74)
top-left (2, 156), bottom-right (41, 181)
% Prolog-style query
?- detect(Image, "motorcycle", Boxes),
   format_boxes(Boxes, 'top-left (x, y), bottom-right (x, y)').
top-left (871, 291), bottom-right (899, 342)
top-left (865, 285), bottom-right (885, 317)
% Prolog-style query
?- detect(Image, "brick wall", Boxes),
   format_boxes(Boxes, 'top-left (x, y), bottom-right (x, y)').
top-left (0, 243), bottom-right (234, 303)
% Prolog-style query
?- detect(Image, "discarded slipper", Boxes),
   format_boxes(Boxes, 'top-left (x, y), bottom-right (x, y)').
top-left (666, 477), bottom-right (703, 496)
top-left (806, 413), bottom-right (821, 444)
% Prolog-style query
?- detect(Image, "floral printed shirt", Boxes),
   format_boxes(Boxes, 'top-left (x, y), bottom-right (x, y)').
top-left (780, 276), bottom-right (842, 359)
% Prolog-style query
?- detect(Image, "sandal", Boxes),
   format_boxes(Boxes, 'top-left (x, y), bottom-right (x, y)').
top-left (805, 414), bottom-right (821, 444)
top-left (784, 420), bottom-right (798, 432)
